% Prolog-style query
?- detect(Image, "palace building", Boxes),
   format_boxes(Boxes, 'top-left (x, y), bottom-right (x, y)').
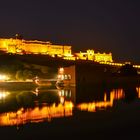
top-left (0, 38), bottom-right (72, 57)
top-left (0, 37), bottom-right (113, 62)
top-left (74, 50), bottom-right (113, 62)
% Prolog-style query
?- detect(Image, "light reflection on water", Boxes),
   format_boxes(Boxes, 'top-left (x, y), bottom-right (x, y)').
top-left (0, 88), bottom-right (74, 126)
top-left (136, 87), bottom-right (140, 98)
top-left (0, 101), bottom-right (73, 126)
top-left (77, 89), bottom-right (124, 112)
top-left (0, 86), bottom-right (139, 126)
top-left (0, 90), bottom-right (10, 100)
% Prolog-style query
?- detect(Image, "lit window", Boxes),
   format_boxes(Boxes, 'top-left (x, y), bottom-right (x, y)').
top-left (64, 75), bottom-right (68, 79)
top-left (61, 75), bottom-right (64, 80)
top-left (68, 75), bottom-right (71, 79)
top-left (59, 68), bottom-right (64, 74)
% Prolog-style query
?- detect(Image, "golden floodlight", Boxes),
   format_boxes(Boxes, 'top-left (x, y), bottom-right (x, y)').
top-left (0, 74), bottom-right (9, 81)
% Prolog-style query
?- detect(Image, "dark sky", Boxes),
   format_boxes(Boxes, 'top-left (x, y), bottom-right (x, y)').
top-left (0, 0), bottom-right (140, 63)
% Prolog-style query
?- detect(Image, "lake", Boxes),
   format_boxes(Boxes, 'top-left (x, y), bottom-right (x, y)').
top-left (0, 85), bottom-right (140, 139)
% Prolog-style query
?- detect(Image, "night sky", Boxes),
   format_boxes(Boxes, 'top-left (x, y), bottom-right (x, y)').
top-left (0, 0), bottom-right (140, 63)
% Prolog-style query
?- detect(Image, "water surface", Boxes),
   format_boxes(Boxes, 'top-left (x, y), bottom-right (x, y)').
top-left (0, 85), bottom-right (140, 139)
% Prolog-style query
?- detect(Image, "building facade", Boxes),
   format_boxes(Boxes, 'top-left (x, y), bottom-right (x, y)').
top-left (0, 38), bottom-right (113, 62)
top-left (0, 38), bottom-right (72, 57)
top-left (75, 49), bottom-right (113, 62)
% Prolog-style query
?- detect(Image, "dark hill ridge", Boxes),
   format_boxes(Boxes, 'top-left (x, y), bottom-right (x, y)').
top-left (0, 54), bottom-right (140, 87)
top-left (0, 53), bottom-right (111, 67)
top-left (0, 54), bottom-right (137, 75)
top-left (0, 53), bottom-right (118, 76)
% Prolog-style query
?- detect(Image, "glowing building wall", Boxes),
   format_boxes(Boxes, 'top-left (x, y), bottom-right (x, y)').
top-left (75, 50), bottom-right (113, 62)
top-left (0, 38), bottom-right (72, 56)
top-left (94, 52), bottom-right (113, 62)
top-left (75, 52), bottom-right (87, 60)
top-left (0, 38), bottom-right (113, 62)
top-left (87, 49), bottom-right (95, 60)
top-left (57, 66), bottom-right (76, 87)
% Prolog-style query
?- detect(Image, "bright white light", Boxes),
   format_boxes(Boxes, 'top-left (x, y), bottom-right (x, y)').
top-left (0, 75), bottom-right (8, 81)
top-left (58, 75), bottom-right (61, 79)
top-left (60, 97), bottom-right (64, 104)
top-left (61, 75), bottom-right (64, 80)
top-left (0, 91), bottom-right (10, 99)
top-left (59, 68), bottom-right (64, 74)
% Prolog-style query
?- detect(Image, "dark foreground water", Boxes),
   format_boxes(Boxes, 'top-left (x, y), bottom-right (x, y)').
top-left (0, 85), bottom-right (140, 140)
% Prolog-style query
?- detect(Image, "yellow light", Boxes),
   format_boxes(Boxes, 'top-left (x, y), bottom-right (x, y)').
top-left (0, 93), bottom-right (6, 99)
top-left (0, 75), bottom-right (9, 81)
top-left (58, 75), bottom-right (61, 79)
top-left (60, 97), bottom-right (65, 104)
top-left (0, 38), bottom-right (115, 63)
top-left (77, 89), bottom-right (124, 112)
top-left (0, 102), bottom-right (73, 126)
top-left (0, 91), bottom-right (10, 100)
top-left (59, 68), bottom-right (64, 74)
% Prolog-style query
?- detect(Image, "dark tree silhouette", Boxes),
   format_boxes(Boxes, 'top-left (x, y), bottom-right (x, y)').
top-left (119, 64), bottom-right (137, 76)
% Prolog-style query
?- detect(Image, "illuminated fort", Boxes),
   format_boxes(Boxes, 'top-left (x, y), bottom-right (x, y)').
top-left (0, 38), bottom-right (72, 57)
top-left (0, 37), bottom-right (113, 62)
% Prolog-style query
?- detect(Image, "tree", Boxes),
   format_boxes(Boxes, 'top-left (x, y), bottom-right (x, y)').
top-left (16, 70), bottom-right (24, 81)
top-left (23, 69), bottom-right (33, 80)
top-left (119, 64), bottom-right (137, 76)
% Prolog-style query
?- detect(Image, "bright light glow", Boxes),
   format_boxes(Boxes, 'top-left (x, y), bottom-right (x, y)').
top-left (0, 75), bottom-right (9, 81)
top-left (59, 68), bottom-right (64, 73)
top-left (60, 97), bottom-right (65, 104)
top-left (77, 89), bottom-right (124, 112)
top-left (0, 102), bottom-right (73, 126)
top-left (0, 39), bottom-right (72, 56)
top-left (136, 87), bottom-right (140, 98)
top-left (32, 88), bottom-right (39, 96)
top-left (3, 38), bottom-right (140, 68)
top-left (58, 75), bottom-right (61, 79)
top-left (0, 91), bottom-right (10, 100)
top-left (0, 93), bottom-right (6, 99)
top-left (0, 38), bottom-right (115, 62)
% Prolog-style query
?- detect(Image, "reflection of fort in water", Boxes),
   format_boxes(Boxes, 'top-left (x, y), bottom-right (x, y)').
top-left (0, 86), bottom-right (139, 126)
top-left (0, 88), bottom-right (75, 126)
